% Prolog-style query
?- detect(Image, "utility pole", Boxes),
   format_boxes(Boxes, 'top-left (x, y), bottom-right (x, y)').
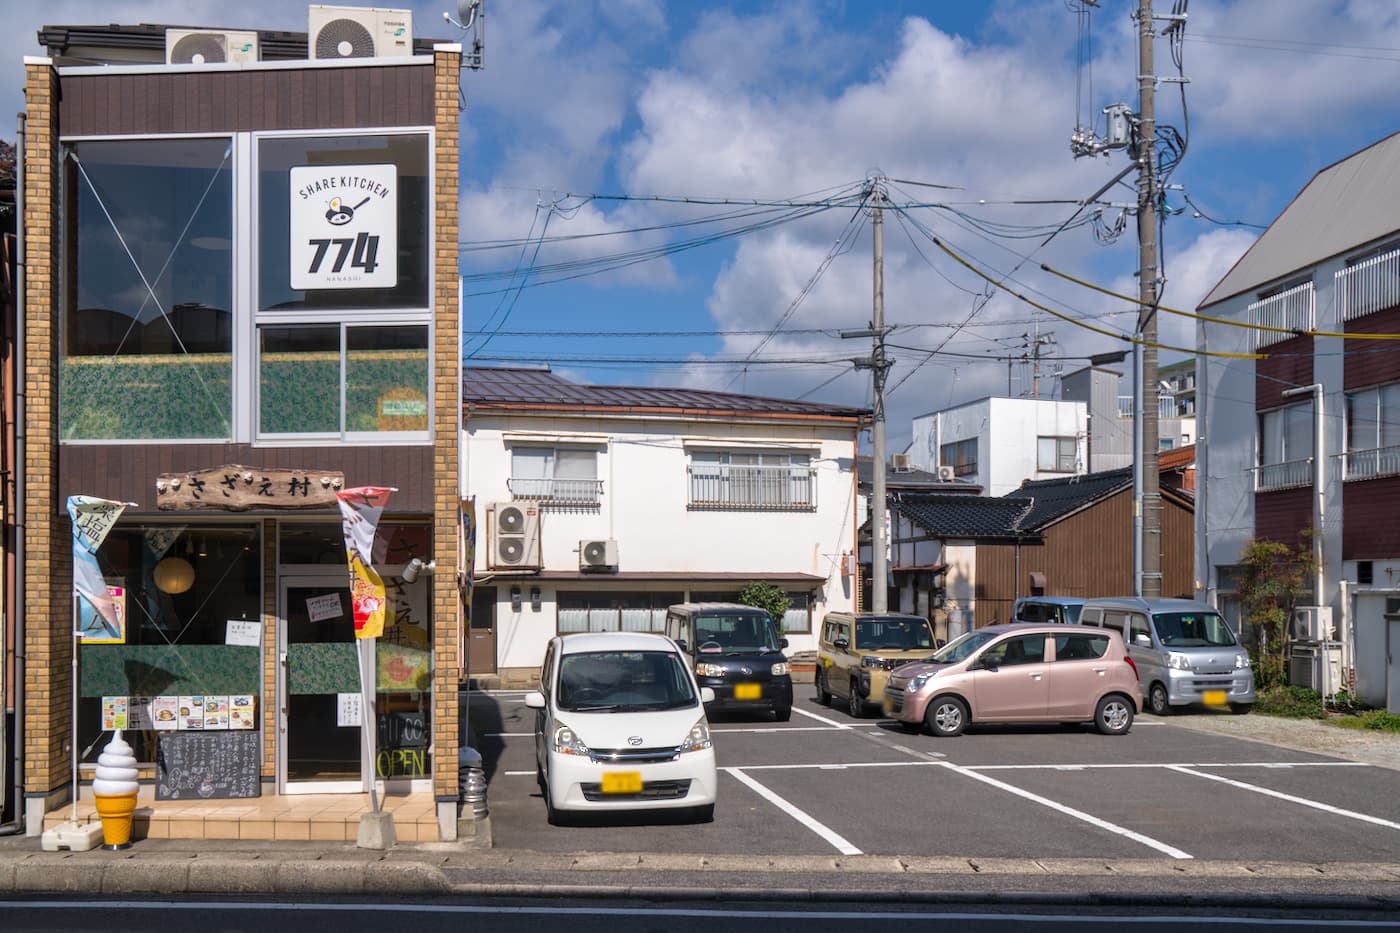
top-left (1136, 0), bottom-right (1162, 599)
top-left (844, 177), bottom-right (893, 613)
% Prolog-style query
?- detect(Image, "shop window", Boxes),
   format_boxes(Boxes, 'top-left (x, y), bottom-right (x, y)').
top-left (61, 138), bottom-right (234, 440)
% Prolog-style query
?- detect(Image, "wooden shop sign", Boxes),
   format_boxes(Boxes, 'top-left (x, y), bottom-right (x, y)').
top-left (156, 464), bottom-right (345, 511)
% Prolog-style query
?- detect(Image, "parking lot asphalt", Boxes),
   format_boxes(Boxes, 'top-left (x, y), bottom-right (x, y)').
top-left (0, 692), bottom-right (1397, 906)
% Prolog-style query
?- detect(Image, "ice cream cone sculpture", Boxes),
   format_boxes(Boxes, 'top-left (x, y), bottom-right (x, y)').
top-left (91, 730), bottom-right (140, 850)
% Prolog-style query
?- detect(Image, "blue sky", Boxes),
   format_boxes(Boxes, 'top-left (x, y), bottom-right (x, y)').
top-left (8, 1), bottom-right (1400, 451)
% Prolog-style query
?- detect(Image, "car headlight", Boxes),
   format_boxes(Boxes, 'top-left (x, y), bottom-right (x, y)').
top-left (1167, 652), bottom-right (1191, 671)
top-left (550, 719), bottom-right (589, 756)
top-left (679, 717), bottom-right (712, 753)
top-left (907, 672), bottom-right (934, 692)
top-left (770, 661), bottom-right (790, 676)
top-left (861, 655), bottom-right (886, 669)
top-left (1236, 653), bottom-right (1251, 670)
top-left (696, 662), bottom-right (725, 678)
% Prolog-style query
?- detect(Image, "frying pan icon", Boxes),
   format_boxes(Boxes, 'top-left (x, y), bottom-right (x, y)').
top-left (326, 196), bottom-right (371, 225)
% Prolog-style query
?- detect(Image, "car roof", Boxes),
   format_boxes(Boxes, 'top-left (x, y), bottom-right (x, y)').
top-left (970, 623), bottom-right (1115, 637)
top-left (667, 602), bottom-right (767, 615)
top-left (1015, 596), bottom-right (1086, 606)
top-left (831, 612), bottom-right (928, 621)
top-left (557, 631), bottom-right (679, 655)
top-left (1083, 597), bottom-right (1216, 612)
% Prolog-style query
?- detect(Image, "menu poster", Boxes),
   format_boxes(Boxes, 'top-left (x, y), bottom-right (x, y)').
top-left (179, 695), bottom-right (205, 731)
top-left (203, 696), bottom-right (229, 730)
top-left (229, 695), bottom-right (256, 731)
top-left (152, 696), bottom-right (180, 731)
top-left (128, 696), bottom-right (155, 732)
top-left (101, 696), bottom-right (128, 731)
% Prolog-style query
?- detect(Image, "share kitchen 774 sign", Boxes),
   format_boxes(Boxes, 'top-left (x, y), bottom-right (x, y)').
top-left (289, 164), bottom-right (397, 290)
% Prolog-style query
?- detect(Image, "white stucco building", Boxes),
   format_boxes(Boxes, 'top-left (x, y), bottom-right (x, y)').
top-left (909, 397), bottom-right (1088, 496)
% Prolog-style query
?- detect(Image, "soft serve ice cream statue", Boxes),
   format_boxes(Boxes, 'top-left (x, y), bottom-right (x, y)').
top-left (91, 730), bottom-right (140, 850)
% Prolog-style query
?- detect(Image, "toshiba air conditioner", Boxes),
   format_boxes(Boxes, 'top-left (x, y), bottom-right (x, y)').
top-left (166, 29), bottom-right (259, 65)
top-left (489, 502), bottom-right (540, 570)
top-left (309, 5), bottom-right (413, 60)
top-left (579, 539), bottom-right (618, 571)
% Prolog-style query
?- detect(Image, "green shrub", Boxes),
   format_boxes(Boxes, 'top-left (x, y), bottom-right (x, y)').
top-left (1254, 684), bottom-right (1325, 719)
top-left (1361, 710), bottom-right (1400, 732)
top-left (736, 581), bottom-right (791, 633)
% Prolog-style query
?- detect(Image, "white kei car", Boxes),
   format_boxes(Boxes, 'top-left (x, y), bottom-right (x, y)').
top-left (525, 631), bottom-right (718, 824)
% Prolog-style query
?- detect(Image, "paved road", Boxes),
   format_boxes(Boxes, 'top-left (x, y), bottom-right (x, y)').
top-left (473, 690), bottom-right (1400, 865)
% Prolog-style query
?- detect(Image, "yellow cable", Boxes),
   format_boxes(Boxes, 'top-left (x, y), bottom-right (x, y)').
top-left (1040, 262), bottom-right (1400, 341)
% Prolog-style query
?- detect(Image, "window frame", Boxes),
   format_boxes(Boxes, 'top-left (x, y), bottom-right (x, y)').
top-left (686, 449), bottom-right (816, 512)
top-left (1036, 435), bottom-right (1077, 472)
top-left (507, 445), bottom-right (604, 507)
top-left (939, 438), bottom-right (978, 477)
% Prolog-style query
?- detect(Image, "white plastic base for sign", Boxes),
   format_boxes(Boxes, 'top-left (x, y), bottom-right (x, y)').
top-left (41, 821), bottom-right (104, 852)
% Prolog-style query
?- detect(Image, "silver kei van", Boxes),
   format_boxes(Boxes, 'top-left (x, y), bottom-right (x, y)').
top-left (1078, 597), bottom-right (1255, 716)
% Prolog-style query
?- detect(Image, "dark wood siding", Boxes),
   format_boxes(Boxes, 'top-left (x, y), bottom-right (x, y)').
top-left (59, 64), bottom-right (434, 136)
top-left (973, 489), bottom-right (1194, 626)
top-left (1345, 304), bottom-right (1400, 391)
top-left (1255, 334), bottom-right (1314, 410)
top-left (1253, 486), bottom-right (1312, 545)
top-left (1343, 474), bottom-right (1400, 559)
top-left (57, 444), bottom-right (435, 515)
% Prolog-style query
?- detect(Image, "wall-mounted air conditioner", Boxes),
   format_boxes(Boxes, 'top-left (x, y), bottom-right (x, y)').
top-left (489, 502), bottom-right (540, 570)
top-left (579, 539), bottom-right (618, 571)
top-left (309, 5), bottom-right (413, 60)
top-left (1290, 605), bottom-right (1334, 641)
top-left (166, 29), bottom-right (259, 65)
top-left (936, 465), bottom-right (956, 481)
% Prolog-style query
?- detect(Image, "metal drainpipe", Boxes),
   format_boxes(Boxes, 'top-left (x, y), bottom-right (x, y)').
top-left (0, 111), bottom-right (28, 836)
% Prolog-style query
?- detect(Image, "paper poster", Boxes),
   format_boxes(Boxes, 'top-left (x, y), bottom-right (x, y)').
top-left (77, 583), bottom-right (127, 645)
top-left (229, 695), bottom-right (256, 731)
top-left (101, 696), bottom-right (128, 731)
top-left (179, 696), bottom-right (205, 730)
top-left (152, 696), bottom-right (180, 731)
top-left (306, 593), bottom-right (344, 623)
top-left (203, 696), bottom-right (229, 730)
top-left (337, 692), bottom-right (362, 727)
top-left (128, 696), bottom-right (154, 731)
top-left (226, 619), bottom-right (261, 647)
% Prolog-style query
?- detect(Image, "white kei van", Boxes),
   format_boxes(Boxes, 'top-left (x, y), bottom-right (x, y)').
top-left (1078, 597), bottom-right (1255, 715)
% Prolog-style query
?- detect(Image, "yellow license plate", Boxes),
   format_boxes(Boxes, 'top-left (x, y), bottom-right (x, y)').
top-left (1203, 689), bottom-right (1227, 707)
top-left (600, 771), bottom-right (642, 794)
top-left (734, 683), bottom-right (762, 700)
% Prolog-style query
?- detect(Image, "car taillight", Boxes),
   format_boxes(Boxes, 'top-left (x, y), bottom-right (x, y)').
top-left (1125, 656), bottom-right (1138, 677)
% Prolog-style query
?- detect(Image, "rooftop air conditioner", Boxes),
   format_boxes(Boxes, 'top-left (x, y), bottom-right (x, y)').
top-left (165, 29), bottom-right (259, 65)
top-left (579, 539), bottom-right (618, 571)
top-left (890, 453), bottom-right (912, 472)
top-left (936, 465), bottom-right (956, 481)
top-left (489, 502), bottom-right (540, 570)
top-left (308, 5), bottom-right (413, 60)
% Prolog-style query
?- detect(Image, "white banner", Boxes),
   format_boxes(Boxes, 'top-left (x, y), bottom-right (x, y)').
top-left (289, 163), bottom-right (397, 290)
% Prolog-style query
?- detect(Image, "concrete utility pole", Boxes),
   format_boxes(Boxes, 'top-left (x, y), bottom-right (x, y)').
top-left (1136, 0), bottom-right (1163, 599)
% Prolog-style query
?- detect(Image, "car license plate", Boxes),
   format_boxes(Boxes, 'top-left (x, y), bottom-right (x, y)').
top-left (1203, 689), bottom-right (1227, 706)
top-left (600, 771), bottom-right (642, 794)
top-left (735, 683), bottom-right (762, 700)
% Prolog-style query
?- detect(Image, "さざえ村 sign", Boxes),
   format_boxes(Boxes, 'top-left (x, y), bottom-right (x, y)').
top-left (290, 164), bottom-right (397, 290)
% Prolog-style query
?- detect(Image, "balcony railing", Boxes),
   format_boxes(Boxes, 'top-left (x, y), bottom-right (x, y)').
top-left (1254, 458), bottom-right (1312, 492)
top-left (1342, 444), bottom-right (1400, 482)
top-left (1116, 396), bottom-right (1183, 419)
top-left (1247, 281), bottom-right (1315, 350)
top-left (507, 477), bottom-right (604, 507)
top-left (688, 463), bottom-right (816, 511)
top-left (1337, 246), bottom-right (1400, 322)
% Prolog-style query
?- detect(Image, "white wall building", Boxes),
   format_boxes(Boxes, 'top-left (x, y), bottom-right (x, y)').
top-left (909, 397), bottom-right (1088, 496)
top-left (460, 367), bottom-right (868, 685)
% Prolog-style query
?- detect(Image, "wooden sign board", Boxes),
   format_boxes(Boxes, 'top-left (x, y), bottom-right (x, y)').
top-left (156, 464), bottom-right (344, 511)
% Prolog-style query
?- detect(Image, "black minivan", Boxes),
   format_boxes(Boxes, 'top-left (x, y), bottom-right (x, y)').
top-left (665, 602), bottom-right (793, 721)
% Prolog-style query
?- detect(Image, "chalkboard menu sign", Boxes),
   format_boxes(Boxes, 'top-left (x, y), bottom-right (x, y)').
top-left (156, 732), bottom-right (261, 800)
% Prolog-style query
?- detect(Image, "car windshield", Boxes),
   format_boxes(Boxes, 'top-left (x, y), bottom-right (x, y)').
top-left (1153, 612), bottom-right (1237, 647)
top-left (694, 614), bottom-right (782, 654)
top-left (929, 630), bottom-right (1000, 663)
top-left (855, 617), bottom-right (935, 650)
top-left (556, 650), bottom-right (698, 712)
top-left (1064, 604), bottom-right (1083, 624)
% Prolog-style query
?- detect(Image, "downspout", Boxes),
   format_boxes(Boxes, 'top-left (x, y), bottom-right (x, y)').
top-left (0, 111), bottom-right (27, 835)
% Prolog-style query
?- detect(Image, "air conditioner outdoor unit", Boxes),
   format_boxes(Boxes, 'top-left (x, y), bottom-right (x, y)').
top-left (308, 5), bottom-right (413, 60)
top-left (936, 465), bottom-right (956, 481)
top-left (1291, 605), bottom-right (1334, 641)
top-left (165, 29), bottom-right (259, 65)
top-left (1289, 643), bottom-right (1343, 693)
top-left (890, 453), bottom-right (912, 472)
top-left (489, 502), bottom-right (540, 570)
top-left (579, 539), bottom-right (618, 571)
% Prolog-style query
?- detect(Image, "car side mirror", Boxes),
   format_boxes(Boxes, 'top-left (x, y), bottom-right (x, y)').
top-left (978, 656), bottom-right (1000, 671)
top-left (833, 637), bottom-right (849, 650)
top-left (524, 691), bottom-right (546, 709)
top-left (779, 637), bottom-right (789, 649)
top-left (676, 638), bottom-right (689, 654)
top-left (1134, 633), bottom-right (1152, 648)
top-left (700, 687), bottom-right (716, 704)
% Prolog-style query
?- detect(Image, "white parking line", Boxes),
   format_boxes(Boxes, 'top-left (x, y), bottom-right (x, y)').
top-left (936, 761), bottom-right (1195, 860)
top-left (974, 761), bottom-right (1368, 771)
top-left (711, 726), bottom-right (840, 734)
top-left (789, 705), bottom-right (852, 729)
top-left (723, 767), bottom-right (863, 856)
top-left (1169, 765), bottom-right (1400, 831)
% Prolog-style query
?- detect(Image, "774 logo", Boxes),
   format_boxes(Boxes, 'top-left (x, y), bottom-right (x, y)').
top-left (306, 232), bottom-right (380, 275)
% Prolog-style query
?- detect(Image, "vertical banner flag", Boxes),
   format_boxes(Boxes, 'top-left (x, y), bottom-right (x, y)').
top-left (67, 496), bottom-right (130, 639)
top-left (458, 497), bottom-right (476, 680)
top-left (336, 486), bottom-right (395, 639)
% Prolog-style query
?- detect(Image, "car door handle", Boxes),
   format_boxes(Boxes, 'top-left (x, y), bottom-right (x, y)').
top-left (1029, 672), bottom-right (1043, 680)
top-left (1093, 666), bottom-right (1107, 674)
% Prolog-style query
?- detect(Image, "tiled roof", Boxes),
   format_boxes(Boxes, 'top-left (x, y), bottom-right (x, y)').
top-left (855, 456), bottom-right (981, 493)
top-left (1012, 468), bottom-right (1133, 529)
top-left (462, 366), bottom-right (868, 420)
top-left (894, 493), bottom-right (1033, 539)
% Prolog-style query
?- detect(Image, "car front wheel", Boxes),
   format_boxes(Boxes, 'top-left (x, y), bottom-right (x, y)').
top-left (925, 696), bottom-right (968, 737)
top-left (847, 684), bottom-right (865, 718)
top-left (1148, 682), bottom-right (1171, 716)
top-left (1095, 694), bottom-right (1135, 735)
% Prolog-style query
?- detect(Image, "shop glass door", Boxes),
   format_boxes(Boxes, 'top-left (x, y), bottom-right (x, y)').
top-left (279, 575), bottom-right (370, 793)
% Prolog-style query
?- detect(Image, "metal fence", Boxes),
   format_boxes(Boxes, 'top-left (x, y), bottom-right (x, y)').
top-left (1341, 444), bottom-right (1400, 481)
top-left (1337, 246), bottom-right (1400, 322)
top-left (1254, 457), bottom-right (1312, 491)
top-left (1247, 281), bottom-right (1315, 350)
top-left (688, 463), bottom-right (816, 511)
top-left (506, 477), bottom-right (604, 507)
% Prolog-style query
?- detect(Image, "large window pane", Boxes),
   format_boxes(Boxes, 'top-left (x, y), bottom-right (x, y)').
top-left (260, 325), bottom-right (340, 434)
top-left (346, 325), bottom-right (429, 433)
top-left (62, 139), bottom-right (234, 439)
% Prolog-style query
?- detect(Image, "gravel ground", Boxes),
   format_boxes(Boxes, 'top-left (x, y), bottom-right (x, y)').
top-left (1156, 710), bottom-right (1400, 771)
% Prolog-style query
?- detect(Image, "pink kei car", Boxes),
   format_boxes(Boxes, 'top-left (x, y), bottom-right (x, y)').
top-left (884, 624), bottom-right (1142, 737)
